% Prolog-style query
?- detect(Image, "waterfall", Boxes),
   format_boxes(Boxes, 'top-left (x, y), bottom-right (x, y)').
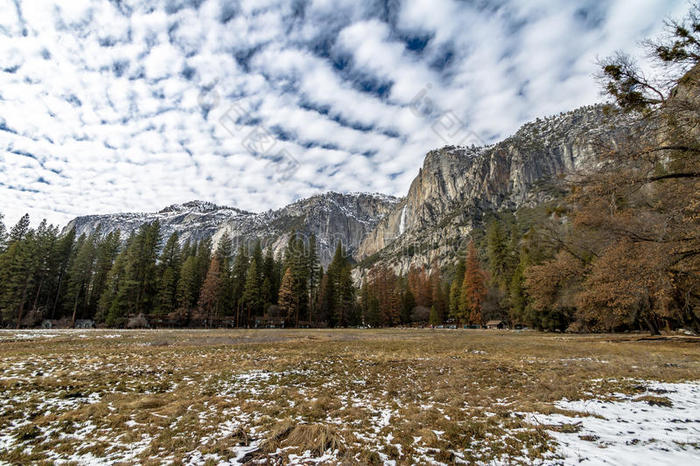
top-left (399, 205), bottom-right (407, 235)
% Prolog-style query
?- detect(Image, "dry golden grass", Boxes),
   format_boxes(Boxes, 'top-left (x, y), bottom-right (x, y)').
top-left (0, 328), bottom-right (697, 464)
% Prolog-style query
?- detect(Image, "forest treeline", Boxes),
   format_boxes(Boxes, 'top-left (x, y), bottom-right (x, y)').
top-left (0, 218), bottom-right (361, 328)
top-left (0, 5), bottom-right (698, 332)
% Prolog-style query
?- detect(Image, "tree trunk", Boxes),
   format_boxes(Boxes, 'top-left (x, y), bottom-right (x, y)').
top-left (295, 298), bottom-right (299, 328)
top-left (682, 304), bottom-right (700, 333)
top-left (51, 271), bottom-right (64, 320)
top-left (33, 278), bottom-right (44, 311)
top-left (15, 277), bottom-right (31, 329)
top-left (71, 288), bottom-right (81, 328)
top-left (644, 315), bottom-right (661, 335)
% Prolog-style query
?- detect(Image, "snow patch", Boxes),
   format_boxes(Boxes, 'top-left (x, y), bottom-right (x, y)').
top-left (527, 381), bottom-right (700, 465)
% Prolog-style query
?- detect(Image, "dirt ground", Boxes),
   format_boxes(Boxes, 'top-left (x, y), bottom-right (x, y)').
top-left (0, 328), bottom-right (698, 464)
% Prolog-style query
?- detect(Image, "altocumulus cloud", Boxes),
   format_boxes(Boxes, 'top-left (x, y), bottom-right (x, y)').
top-left (0, 0), bottom-right (687, 226)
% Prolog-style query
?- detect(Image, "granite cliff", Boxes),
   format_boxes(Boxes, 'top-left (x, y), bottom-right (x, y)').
top-left (355, 104), bottom-right (624, 274)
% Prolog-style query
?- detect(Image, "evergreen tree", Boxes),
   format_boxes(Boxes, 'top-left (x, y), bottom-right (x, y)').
top-left (252, 239), bottom-right (264, 277)
top-left (0, 215), bottom-right (40, 326)
top-left (359, 277), bottom-right (370, 324)
top-left (215, 233), bottom-right (234, 317)
top-left (509, 250), bottom-right (528, 326)
top-left (176, 255), bottom-right (199, 321)
top-left (283, 233), bottom-right (298, 272)
top-left (366, 294), bottom-right (381, 327)
top-left (160, 232), bottom-right (181, 269)
top-left (87, 231), bottom-right (120, 317)
top-left (215, 232), bottom-right (233, 263)
top-left (292, 236), bottom-right (309, 324)
top-left (429, 259), bottom-right (447, 323)
top-left (281, 233), bottom-right (310, 326)
top-left (194, 238), bottom-right (212, 294)
top-left (448, 258), bottom-right (465, 322)
top-left (486, 219), bottom-right (510, 292)
top-left (307, 233), bottom-right (320, 321)
top-left (429, 305), bottom-right (441, 326)
top-left (49, 228), bottom-right (76, 319)
top-left (400, 287), bottom-right (416, 324)
top-left (9, 214), bottom-right (30, 243)
top-left (242, 258), bottom-right (263, 327)
top-left (231, 245), bottom-right (249, 326)
top-left (121, 221), bottom-right (161, 315)
top-left (65, 232), bottom-right (97, 325)
top-left (180, 239), bottom-right (193, 261)
top-left (336, 263), bottom-right (356, 326)
top-left (325, 241), bottom-right (351, 326)
top-left (28, 220), bottom-right (60, 315)
top-left (156, 232), bottom-right (181, 316)
top-left (99, 234), bottom-right (134, 326)
top-left (262, 247), bottom-right (278, 306)
top-left (318, 269), bottom-right (332, 324)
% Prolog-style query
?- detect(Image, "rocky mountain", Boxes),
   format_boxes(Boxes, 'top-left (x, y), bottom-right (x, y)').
top-left (64, 193), bottom-right (400, 266)
top-left (355, 104), bottom-right (626, 274)
top-left (65, 103), bottom-right (624, 274)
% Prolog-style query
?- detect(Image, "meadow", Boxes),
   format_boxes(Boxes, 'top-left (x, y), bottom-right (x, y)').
top-left (0, 329), bottom-right (698, 465)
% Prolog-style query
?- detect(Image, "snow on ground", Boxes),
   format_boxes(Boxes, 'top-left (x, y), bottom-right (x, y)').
top-left (0, 330), bottom-right (60, 341)
top-left (0, 329), bottom-right (124, 341)
top-left (1, 330), bottom-right (697, 465)
top-left (527, 381), bottom-right (700, 465)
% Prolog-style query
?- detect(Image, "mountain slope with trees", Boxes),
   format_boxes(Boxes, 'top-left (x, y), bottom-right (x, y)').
top-left (65, 192), bottom-right (400, 268)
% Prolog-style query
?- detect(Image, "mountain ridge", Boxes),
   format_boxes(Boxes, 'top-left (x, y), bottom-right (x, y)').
top-left (64, 191), bottom-right (401, 267)
top-left (63, 103), bottom-right (622, 271)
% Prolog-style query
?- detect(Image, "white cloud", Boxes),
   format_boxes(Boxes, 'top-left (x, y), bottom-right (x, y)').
top-left (0, 0), bottom-right (687, 228)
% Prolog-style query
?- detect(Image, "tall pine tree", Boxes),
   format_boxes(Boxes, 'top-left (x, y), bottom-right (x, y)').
top-left (156, 232), bottom-right (181, 316)
top-left (242, 258), bottom-right (263, 327)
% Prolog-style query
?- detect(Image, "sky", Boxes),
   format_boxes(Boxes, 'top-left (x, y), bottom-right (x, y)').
top-left (0, 0), bottom-right (688, 227)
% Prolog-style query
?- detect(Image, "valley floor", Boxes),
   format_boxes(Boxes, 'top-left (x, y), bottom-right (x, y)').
top-left (0, 329), bottom-right (698, 465)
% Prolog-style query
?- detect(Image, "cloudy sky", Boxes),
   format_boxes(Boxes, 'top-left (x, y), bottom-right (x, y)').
top-left (0, 0), bottom-right (687, 227)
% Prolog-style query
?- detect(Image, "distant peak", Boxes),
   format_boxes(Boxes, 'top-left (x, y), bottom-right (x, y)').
top-left (303, 191), bottom-right (401, 203)
top-left (159, 200), bottom-right (251, 215)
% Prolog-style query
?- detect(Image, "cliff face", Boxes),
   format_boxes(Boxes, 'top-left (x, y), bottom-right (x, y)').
top-left (355, 104), bottom-right (623, 274)
top-left (64, 193), bottom-right (400, 267)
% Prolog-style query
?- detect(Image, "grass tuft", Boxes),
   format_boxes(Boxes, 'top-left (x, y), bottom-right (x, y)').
top-left (283, 423), bottom-right (346, 455)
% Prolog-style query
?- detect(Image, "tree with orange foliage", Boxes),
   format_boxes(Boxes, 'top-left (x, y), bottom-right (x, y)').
top-left (278, 267), bottom-right (299, 326)
top-left (524, 250), bottom-right (582, 331)
top-left (407, 265), bottom-right (432, 308)
top-left (198, 256), bottom-right (221, 327)
top-left (459, 242), bottom-right (487, 326)
top-left (576, 241), bottom-right (674, 334)
top-left (369, 265), bottom-right (401, 326)
top-left (574, 4), bottom-right (700, 332)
